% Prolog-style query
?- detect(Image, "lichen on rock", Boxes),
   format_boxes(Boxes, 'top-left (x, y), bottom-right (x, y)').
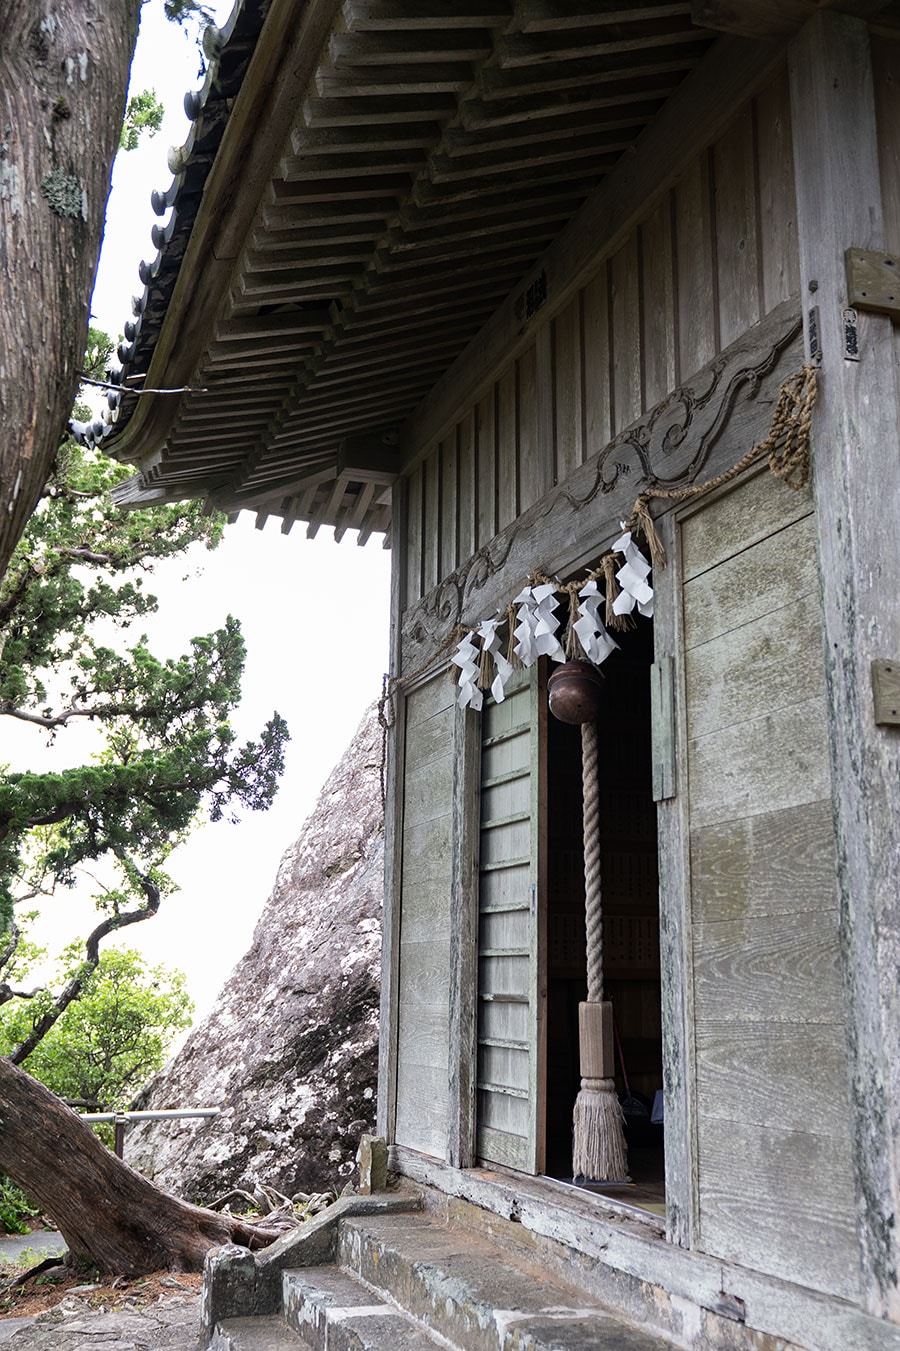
top-left (127, 702), bottom-right (384, 1203)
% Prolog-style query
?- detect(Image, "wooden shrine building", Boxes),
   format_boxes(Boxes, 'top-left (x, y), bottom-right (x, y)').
top-left (92, 1), bottom-right (900, 1346)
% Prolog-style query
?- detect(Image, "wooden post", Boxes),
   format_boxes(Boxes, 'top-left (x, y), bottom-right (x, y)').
top-left (447, 701), bottom-right (481, 1169)
top-left (376, 475), bottom-right (408, 1143)
top-left (790, 12), bottom-right (900, 1319)
top-left (114, 1114), bottom-right (127, 1160)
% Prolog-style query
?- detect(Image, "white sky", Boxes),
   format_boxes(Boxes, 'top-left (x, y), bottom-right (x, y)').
top-left (5, 0), bottom-right (392, 1020)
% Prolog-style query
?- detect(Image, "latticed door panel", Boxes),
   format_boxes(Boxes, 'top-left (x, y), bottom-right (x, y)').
top-left (476, 665), bottom-right (546, 1173)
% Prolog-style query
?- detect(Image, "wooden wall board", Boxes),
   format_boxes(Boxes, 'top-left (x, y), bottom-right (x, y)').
top-left (554, 295), bottom-right (584, 482)
top-left (682, 510), bottom-right (817, 643)
top-left (422, 447), bottom-right (441, 596)
top-left (684, 596), bottom-right (824, 741)
top-left (497, 363), bottom-right (518, 531)
top-left (681, 463), bottom-right (859, 1301)
top-left (692, 906), bottom-right (845, 1024)
top-left (405, 677), bottom-right (455, 738)
top-left (713, 106), bottom-right (762, 349)
top-left (458, 411), bottom-right (476, 565)
top-left (440, 431), bottom-right (458, 581)
top-left (756, 66), bottom-right (801, 313)
top-left (403, 757), bottom-right (457, 827)
top-left (582, 265), bottom-right (612, 456)
top-left (397, 1003), bottom-right (453, 1070)
top-left (610, 234), bottom-right (642, 434)
top-left (695, 1022), bottom-right (852, 1135)
top-left (687, 694), bottom-right (831, 828)
top-left (674, 153), bottom-right (718, 383)
top-left (690, 798), bottom-right (838, 922)
top-left (641, 198), bottom-right (677, 410)
top-left (394, 1062), bottom-right (451, 1161)
top-left (697, 1115), bottom-right (862, 1302)
top-left (680, 470), bottom-right (813, 582)
top-left (405, 464), bottom-right (424, 606)
top-left (517, 342), bottom-right (545, 514)
top-left (476, 388), bottom-right (497, 548)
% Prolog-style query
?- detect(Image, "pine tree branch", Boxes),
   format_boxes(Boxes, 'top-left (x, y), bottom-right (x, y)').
top-left (0, 702), bottom-right (95, 729)
top-left (9, 855), bottom-right (160, 1065)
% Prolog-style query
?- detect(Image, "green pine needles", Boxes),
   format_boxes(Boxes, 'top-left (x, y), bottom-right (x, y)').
top-left (0, 409), bottom-right (289, 1052)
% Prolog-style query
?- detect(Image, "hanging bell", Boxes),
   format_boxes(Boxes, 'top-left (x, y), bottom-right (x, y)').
top-left (547, 660), bottom-right (604, 725)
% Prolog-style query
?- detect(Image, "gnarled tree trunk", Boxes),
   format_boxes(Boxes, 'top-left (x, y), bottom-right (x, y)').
top-left (0, 0), bottom-right (140, 576)
top-left (0, 1058), bottom-right (278, 1273)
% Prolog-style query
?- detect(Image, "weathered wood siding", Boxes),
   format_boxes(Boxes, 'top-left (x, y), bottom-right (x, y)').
top-left (681, 470), bottom-right (861, 1302)
top-left (476, 670), bottom-right (546, 1173)
top-left (404, 69), bottom-right (800, 607)
top-left (873, 36), bottom-right (900, 411)
top-left (393, 675), bottom-right (455, 1158)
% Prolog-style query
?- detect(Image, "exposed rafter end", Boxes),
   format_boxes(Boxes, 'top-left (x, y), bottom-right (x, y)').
top-left (338, 432), bottom-right (402, 483)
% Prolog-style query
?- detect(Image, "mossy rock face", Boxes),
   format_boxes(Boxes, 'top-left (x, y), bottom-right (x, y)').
top-left (40, 167), bottom-right (84, 219)
top-left (127, 706), bottom-right (383, 1201)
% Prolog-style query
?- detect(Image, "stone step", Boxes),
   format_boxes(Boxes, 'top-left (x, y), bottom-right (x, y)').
top-left (332, 1212), bottom-right (674, 1351)
top-left (282, 1262), bottom-right (445, 1349)
top-left (211, 1315), bottom-right (308, 1350)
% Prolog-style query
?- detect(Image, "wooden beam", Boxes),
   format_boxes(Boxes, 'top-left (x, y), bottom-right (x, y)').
top-left (692, 0), bottom-right (894, 39)
top-left (789, 9), bottom-right (900, 1320)
top-left (400, 31), bottom-right (786, 465)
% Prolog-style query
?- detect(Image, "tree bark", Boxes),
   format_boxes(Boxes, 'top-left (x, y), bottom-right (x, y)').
top-left (0, 1057), bottom-right (279, 1273)
top-left (0, 0), bottom-right (141, 577)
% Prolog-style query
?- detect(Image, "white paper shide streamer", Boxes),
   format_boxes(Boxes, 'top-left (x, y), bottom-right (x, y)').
top-left (452, 534), bottom-right (654, 711)
top-left (611, 527), bottom-right (654, 618)
top-left (451, 630), bottom-right (483, 711)
top-left (573, 579), bottom-right (619, 666)
top-left (478, 617), bottom-right (513, 703)
top-left (513, 582), bottom-right (565, 667)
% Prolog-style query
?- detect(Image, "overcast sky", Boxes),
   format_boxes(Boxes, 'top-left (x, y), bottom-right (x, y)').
top-left (8, 0), bottom-right (392, 1020)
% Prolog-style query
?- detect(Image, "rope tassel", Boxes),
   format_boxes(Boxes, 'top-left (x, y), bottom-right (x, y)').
top-left (573, 720), bottom-right (629, 1182)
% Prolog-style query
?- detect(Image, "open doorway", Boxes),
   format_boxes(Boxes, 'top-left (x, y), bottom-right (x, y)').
top-left (542, 621), bottom-right (664, 1216)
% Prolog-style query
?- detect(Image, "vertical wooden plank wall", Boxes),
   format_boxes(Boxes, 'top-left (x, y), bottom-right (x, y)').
top-left (681, 471), bottom-right (861, 1302)
top-left (872, 37), bottom-right (900, 408)
top-left (402, 69), bottom-right (800, 609)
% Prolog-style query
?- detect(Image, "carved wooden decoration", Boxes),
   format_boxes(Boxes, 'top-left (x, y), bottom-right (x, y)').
top-left (401, 301), bottom-right (803, 674)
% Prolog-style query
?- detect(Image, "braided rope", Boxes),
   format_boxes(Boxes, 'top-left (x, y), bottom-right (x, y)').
top-left (582, 720), bottom-right (603, 1004)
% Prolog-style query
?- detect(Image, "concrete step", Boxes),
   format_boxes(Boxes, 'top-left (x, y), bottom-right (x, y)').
top-left (327, 1211), bottom-right (673, 1351)
top-left (210, 1315), bottom-right (308, 1350)
top-left (282, 1263), bottom-right (445, 1349)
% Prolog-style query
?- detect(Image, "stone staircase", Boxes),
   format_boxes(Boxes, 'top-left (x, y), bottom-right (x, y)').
top-left (206, 1203), bottom-right (675, 1351)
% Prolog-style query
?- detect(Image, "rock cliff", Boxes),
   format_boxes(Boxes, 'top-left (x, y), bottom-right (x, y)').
top-left (126, 705), bottom-right (383, 1204)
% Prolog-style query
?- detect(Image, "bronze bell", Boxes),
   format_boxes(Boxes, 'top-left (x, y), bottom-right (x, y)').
top-left (547, 660), bottom-right (604, 725)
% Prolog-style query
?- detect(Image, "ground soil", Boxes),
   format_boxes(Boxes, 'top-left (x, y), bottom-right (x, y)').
top-left (0, 1268), bottom-right (203, 1320)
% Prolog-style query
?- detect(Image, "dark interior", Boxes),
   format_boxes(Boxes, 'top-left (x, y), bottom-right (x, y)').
top-left (543, 621), bottom-right (665, 1216)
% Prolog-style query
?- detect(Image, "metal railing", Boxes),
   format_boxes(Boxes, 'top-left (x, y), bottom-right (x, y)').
top-left (79, 1108), bottom-right (219, 1158)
